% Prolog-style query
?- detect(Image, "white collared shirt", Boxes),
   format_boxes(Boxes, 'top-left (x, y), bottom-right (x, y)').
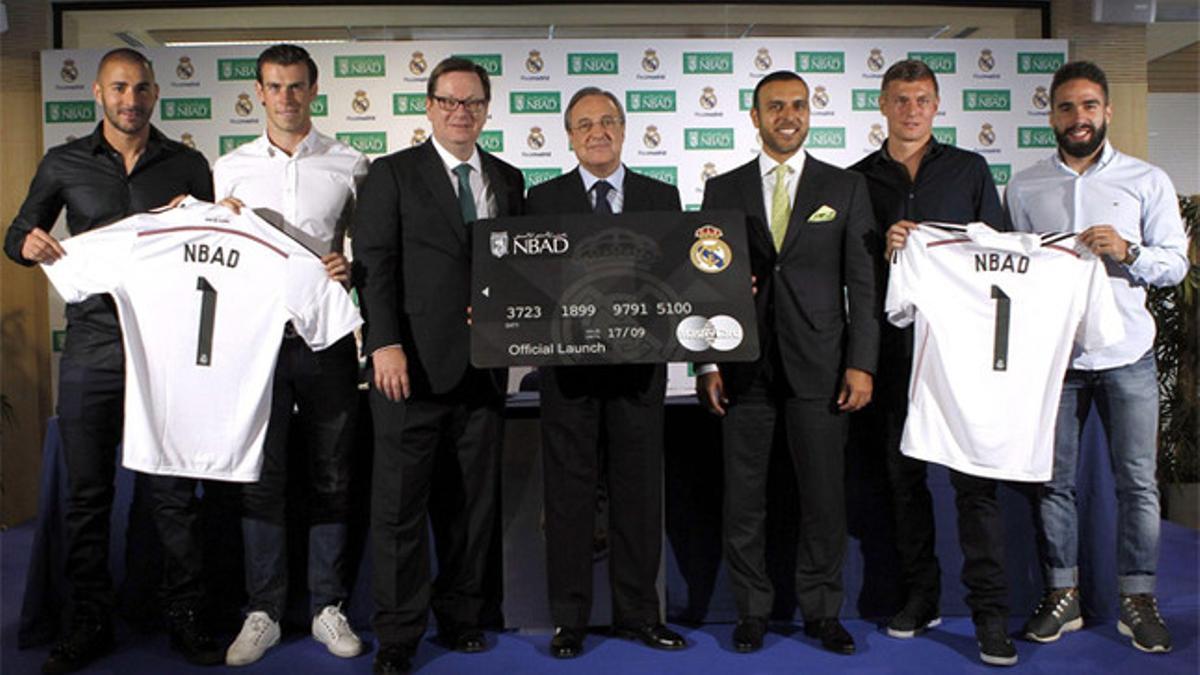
top-left (758, 149), bottom-right (807, 224)
top-left (430, 135), bottom-right (497, 220)
top-left (578, 163), bottom-right (626, 214)
top-left (1006, 142), bottom-right (1188, 370)
top-left (213, 129), bottom-right (369, 256)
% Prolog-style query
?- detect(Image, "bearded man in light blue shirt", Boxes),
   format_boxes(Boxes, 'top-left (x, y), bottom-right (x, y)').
top-left (1005, 60), bottom-right (1188, 655)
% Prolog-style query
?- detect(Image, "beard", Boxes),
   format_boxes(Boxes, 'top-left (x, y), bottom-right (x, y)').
top-left (104, 105), bottom-right (150, 135)
top-left (1055, 120), bottom-right (1106, 159)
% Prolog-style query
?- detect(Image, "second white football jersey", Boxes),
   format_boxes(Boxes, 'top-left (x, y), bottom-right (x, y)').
top-left (885, 223), bottom-right (1124, 481)
top-left (42, 198), bottom-right (363, 482)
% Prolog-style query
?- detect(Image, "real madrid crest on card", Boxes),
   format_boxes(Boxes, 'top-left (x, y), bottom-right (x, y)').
top-left (689, 225), bottom-right (731, 274)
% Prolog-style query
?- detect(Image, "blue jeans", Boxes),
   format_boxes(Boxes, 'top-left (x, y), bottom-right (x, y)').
top-left (1037, 351), bottom-right (1160, 595)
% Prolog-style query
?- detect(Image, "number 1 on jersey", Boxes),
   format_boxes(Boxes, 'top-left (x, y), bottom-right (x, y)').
top-left (196, 276), bottom-right (217, 366)
top-left (990, 285), bottom-right (1010, 371)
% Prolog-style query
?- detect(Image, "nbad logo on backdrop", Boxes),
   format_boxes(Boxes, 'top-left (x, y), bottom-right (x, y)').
top-left (45, 101), bottom-right (94, 124)
top-left (335, 55), bottom-right (386, 78)
top-left (478, 130), bottom-right (504, 153)
top-left (852, 89), bottom-right (881, 111)
top-left (393, 93), bottom-right (427, 115)
top-left (510, 91), bottom-right (561, 114)
top-left (685, 128), bottom-right (734, 150)
top-left (795, 52), bottom-right (845, 73)
top-left (908, 52), bottom-right (957, 74)
top-left (932, 127), bottom-right (957, 146)
top-left (455, 54), bottom-right (503, 76)
top-left (219, 135), bottom-right (258, 155)
top-left (989, 164), bottom-right (1012, 186)
top-left (739, 89), bottom-right (755, 111)
top-left (310, 95), bottom-right (328, 117)
top-left (161, 98), bottom-right (211, 120)
top-left (807, 127), bottom-right (846, 148)
top-left (568, 53), bottom-right (619, 75)
top-left (522, 168), bottom-right (562, 190)
top-left (337, 132), bottom-right (387, 155)
top-left (684, 52), bottom-right (733, 74)
top-left (626, 90), bottom-right (676, 113)
top-left (1018, 127), bottom-right (1056, 148)
top-left (631, 166), bottom-right (678, 186)
top-left (1018, 52), bottom-right (1065, 74)
top-left (218, 59), bottom-right (256, 81)
top-left (963, 89), bottom-right (1011, 111)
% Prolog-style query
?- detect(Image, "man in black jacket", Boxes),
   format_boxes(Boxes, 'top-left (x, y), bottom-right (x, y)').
top-left (5, 48), bottom-right (214, 674)
top-left (527, 87), bottom-right (685, 659)
top-left (353, 57), bottom-right (524, 675)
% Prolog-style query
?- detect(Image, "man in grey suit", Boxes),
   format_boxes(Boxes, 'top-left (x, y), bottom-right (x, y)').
top-left (697, 71), bottom-right (881, 656)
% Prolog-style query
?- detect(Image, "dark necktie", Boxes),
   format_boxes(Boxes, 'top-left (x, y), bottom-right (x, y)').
top-left (454, 163), bottom-right (477, 224)
top-left (593, 180), bottom-right (614, 215)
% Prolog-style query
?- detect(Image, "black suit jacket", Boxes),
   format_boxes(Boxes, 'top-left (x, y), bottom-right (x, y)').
top-left (526, 167), bottom-right (681, 396)
top-left (701, 155), bottom-right (882, 400)
top-left (354, 140), bottom-right (525, 396)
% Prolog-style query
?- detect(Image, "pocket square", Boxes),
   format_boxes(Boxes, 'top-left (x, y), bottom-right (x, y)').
top-left (808, 205), bottom-right (837, 222)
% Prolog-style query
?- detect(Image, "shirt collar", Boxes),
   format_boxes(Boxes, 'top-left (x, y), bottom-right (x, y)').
top-left (1053, 140), bottom-right (1116, 176)
top-left (88, 122), bottom-right (166, 156)
top-left (261, 127), bottom-right (322, 159)
top-left (758, 149), bottom-right (806, 179)
top-left (878, 136), bottom-right (942, 167)
top-left (430, 134), bottom-right (481, 175)
top-left (578, 163), bottom-right (626, 193)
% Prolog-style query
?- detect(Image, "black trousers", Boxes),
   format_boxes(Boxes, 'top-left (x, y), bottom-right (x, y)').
top-left (369, 371), bottom-right (503, 650)
top-left (539, 365), bottom-right (666, 628)
top-left (948, 470), bottom-right (1009, 626)
top-left (143, 475), bottom-right (207, 613)
top-left (723, 375), bottom-right (848, 621)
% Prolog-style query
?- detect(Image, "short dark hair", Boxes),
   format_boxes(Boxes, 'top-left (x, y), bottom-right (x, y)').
top-left (426, 57), bottom-right (491, 102)
top-left (881, 58), bottom-right (939, 95)
top-left (256, 43), bottom-right (318, 86)
top-left (1051, 60), bottom-right (1109, 104)
top-left (97, 48), bottom-right (154, 77)
top-left (563, 87), bottom-right (625, 131)
top-left (752, 71), bottom-right (807, 112)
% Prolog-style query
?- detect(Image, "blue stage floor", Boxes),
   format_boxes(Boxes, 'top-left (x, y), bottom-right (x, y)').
top-left (3, 519), bottom-right (1197, 674)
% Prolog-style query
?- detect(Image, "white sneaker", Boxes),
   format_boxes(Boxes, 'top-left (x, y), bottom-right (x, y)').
top-left (226, 611), bottom-right (281, 666)
top-left (312, 604), bottom-right (363, 658)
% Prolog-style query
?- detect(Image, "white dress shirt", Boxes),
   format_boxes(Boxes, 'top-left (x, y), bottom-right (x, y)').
top-left (213, 129), bottom-right (369, 256)
top-left (430, 135), bottom-right (497, 220)
top-left (578, 163), bottom-right (627, 214)
top-left (1006, 141), bottom-right (1188, 370)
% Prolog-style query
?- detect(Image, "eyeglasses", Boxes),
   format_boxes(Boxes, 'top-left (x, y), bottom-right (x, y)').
top-left (430, 94), bottom-right (488, 114)
top-left (570, 116), bottom-right (624, 134)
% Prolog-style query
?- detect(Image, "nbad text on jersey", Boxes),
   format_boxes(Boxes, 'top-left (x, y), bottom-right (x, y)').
top-left (974, 253), bottom-right (1028, 274)
top-left (184, 243), bottom-right (240, 268)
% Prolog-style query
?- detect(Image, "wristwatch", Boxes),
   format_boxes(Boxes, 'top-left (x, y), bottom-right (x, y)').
top-left (1122, 242), bottom-right (1141, 266)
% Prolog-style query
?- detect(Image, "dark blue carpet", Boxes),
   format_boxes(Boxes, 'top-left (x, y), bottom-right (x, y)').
top-left (3, 519), bottom-right (1197, 674)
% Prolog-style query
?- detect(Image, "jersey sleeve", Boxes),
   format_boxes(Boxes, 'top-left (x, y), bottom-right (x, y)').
top-left (284, 254), bottom-right (363, 351)
top-left (885, 232), bottom-right (924, 329)
top-left (1075, 255), bottom-right (1126, 352)
top-left (40, 221), bottom-right (136, 303)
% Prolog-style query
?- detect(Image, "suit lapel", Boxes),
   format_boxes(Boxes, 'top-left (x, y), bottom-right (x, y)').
top-left (416, 140), bottom-right (467, 244)
top-left (780, 159), bottom-right (824, 257)
top-left (480, 151), bottom-right (509, 217)
top-left (562, 169), bottom-right (593, 214)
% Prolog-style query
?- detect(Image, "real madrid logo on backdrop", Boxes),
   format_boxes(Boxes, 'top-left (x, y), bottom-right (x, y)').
top-left (61, 59), bottom-right (79, 83)
top-left (235, 93), bottom-right (254, 117)
top-left (754, 48), bottom-right (772, 72)
top-left (411, 128), bottom-right (427, 146)
top-left (176, 56), bottom-right (195, 81)
top-left (642, 49), bottom-right (660, 73)
top-left (812, 86), bottom-right (830, 110)
top-left (1032, 86), bottom-right (1049, 110)
top-left (643, 125), bottom-right (661, 149)
top-left (867, 48), bottom-right (885, 72)
top-left (409, 52), bottom-right (427, 76)
top-left (180, 133), bottom-right (196, 149)
top-left (352, 90), bottom-right (370, 114)
top-left (978, 123), bottom-right (996, 146)
top-left (527, 126), bottom-right (545, 150)
top-left (868, 123), bottom-right (885, 147)
top-left (526, 50), bottom-right (544, 74)
top-left (978, 49), bottom-right (995, 73)
top-left (699, 87), bottom-right (718, 110)
top-left (689, 225), bottom-right (732, 274)
top-left (701, 162), bottom-right (718, 183)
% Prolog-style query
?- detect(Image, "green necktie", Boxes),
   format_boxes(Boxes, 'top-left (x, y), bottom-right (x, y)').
top-left (454, 163), bottom-right (477, 224)
top-left (770, 163), bottom-right (792, 251)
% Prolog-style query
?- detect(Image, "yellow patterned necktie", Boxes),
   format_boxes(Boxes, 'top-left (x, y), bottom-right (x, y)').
top-left (770, 163), bottom-right (792, 251)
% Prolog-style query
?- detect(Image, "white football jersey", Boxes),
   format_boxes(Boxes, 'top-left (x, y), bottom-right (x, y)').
top-left (42, 198), bottom-right (363, 482)
top-left (885, 223), bottom-right (1124, 481)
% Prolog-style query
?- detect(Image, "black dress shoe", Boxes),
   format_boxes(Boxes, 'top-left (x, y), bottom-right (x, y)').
top-left (550, 626), bottom-right (586, 659)
top-left (42, 619), bottom-right (114, 674)
top-left (165, 606), bottom-right (223, 666)
top-left (732, 617), bottom-right (767, 653)
top-left (613, 622), bottom-right (687, 650)
top-left (440, 628), bottom-right (486, 653)
top-left (373, 644), bottom-right (412, 674)
top-left (803, 618), bottom-right (856, 655)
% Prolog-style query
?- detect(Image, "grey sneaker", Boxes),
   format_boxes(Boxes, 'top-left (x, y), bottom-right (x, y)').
top-left (976, 623), bottom-right (1018, 667)
top-left (1023, 587), bottom-right (1083, 643)
top-left (886, 598), bottom-right (942, 638)
top-left (1118, 594), bottom-right (1172, 653)
top-left (312, 604), bottom-right (363, 658)
top-left (226, 611), bottom-right (280, 666)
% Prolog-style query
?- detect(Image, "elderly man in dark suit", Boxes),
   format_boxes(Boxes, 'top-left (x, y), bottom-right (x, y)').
top-left (526, 87), bottom-right (686, 659)
top-left (354, 56), bottom-right (525, 675)
top-left (697, 71), bottom-right (881, 656)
